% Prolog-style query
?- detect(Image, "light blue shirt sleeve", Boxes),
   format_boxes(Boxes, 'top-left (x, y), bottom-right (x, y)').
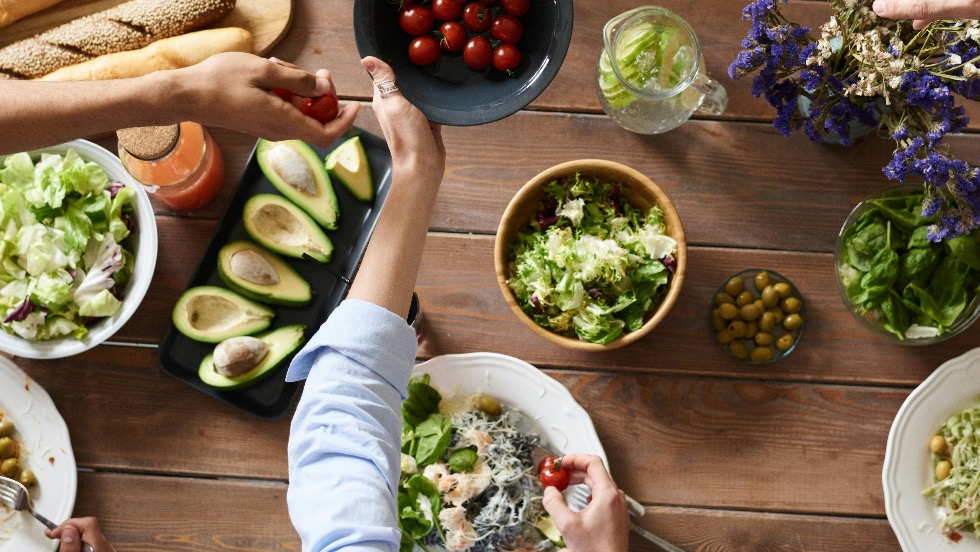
top-left (286, 299), bottom-right (418, 552)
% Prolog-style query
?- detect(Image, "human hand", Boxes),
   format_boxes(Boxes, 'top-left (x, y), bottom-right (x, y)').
top-left (173, 52), bottom-right (359, 148)
top-left (45, 517), bottom-right (116, 552)
top-left (360, 56), bottom-right (445, 187)
top-left (872, 0), bottom-right (980, 29)
top-left (541, 454), bottom-right (629, 552)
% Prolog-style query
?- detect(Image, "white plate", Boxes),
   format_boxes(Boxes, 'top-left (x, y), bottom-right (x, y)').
top-left (413, 352), bottom-right (608, 465)
top-left (0, 139), bottom-right (158, 359)
top-left (883, 347), bottom-right (980, 550)
top-left (0, 357), bottom-right (76, 552)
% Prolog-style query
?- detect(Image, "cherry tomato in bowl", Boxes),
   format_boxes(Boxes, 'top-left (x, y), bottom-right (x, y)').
top-left (464, 36), bottom-right (493, 70)
top-left (501, 0), bottom-right (529, 16)
top-left (300, 93), bottom-right (339, 124)
top-left (462, 2), bottom-right (492, 32)
top-left (493, 44), bottom-right (521, 73)
top-left (438, 21), bottom-right (467, 53)
top-left (409, 35), bottom-right (441, 65)
top-left (400, 6), bottom-right (434, 36)
top-left (491, 14), bottom-right (524, 44)
top-left (431, 0), bottom-right (463, 21)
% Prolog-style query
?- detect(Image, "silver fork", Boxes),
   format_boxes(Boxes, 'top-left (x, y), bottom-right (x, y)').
top-left (566, 483), bottom-right (686, 552)
top-left (0, 476), bottom-right (94, 552)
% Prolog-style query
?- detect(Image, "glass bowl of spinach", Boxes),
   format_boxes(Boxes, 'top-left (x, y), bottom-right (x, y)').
top-left (835, 185), bottom-right (980, 344)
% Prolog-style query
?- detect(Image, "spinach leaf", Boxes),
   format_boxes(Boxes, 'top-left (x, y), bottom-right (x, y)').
top-left (398, 474), bottom-right (441, 545)
top-left (448, 446), bottom-right (478, 473)
top-left (403, 375), bottom-right (442, 429)
top-left (930, 255), bottom-right (970, 309)
top-left (413, 413), bottom-right (452, 467)
top-left (844, 219), bottom-right (887, 272)
top-left (869, 197), bottom-right (928, 234)
top-left (880, 291), bottom-right (911, 339)
top-left (899, 246), bottom-right (939, 288)
top-left (858, 222), bottom-right (899, 303)
top-left (946, 235), bottom-right (980, 271)
top-left (907, 283), bottom-right (963, 328)
top-left (908, 226), bottom-right (932, 249)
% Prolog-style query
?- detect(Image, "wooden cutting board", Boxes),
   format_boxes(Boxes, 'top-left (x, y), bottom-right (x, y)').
top-left (0, 0), bottom-right (293, 55)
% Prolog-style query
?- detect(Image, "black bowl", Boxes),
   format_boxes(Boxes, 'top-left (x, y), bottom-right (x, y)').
top-left (354, 0), bottom-right (574, 126)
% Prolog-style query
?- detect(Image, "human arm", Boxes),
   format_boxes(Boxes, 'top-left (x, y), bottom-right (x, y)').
top-left (285, 56), bottom-right (445, 552)
top-left (872, 0), bottom-right (980, 29)
top-left (541, 454), bottom-right (630, 552)
top-left (0, 52), bottom-right (358, 155)
top-left (45, 517), bottom-right (115, 552)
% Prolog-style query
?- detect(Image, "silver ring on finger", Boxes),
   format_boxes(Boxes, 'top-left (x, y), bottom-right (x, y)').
top-left (375, 79), bottom-right (398, 98)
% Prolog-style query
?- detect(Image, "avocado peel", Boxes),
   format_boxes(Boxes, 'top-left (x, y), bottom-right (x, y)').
top-left (325, 136), bottom-right (374, 202)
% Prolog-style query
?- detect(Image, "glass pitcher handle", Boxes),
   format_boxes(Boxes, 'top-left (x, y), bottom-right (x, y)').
top-left (692, 72), bottom-right (728, 116)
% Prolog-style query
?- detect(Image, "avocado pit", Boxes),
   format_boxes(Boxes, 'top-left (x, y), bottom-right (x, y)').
top-left (213, 336), bottom-right (269, 377)
top-left (230, 249), bottom-right (281, 286)
top-left (268, 143), bottom-right (317, 195)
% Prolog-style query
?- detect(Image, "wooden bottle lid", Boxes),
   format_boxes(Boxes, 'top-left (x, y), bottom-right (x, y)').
top-left (117, 124), bottom-right (180, 161)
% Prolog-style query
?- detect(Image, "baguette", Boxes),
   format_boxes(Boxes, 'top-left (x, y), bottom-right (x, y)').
top-left (0, 0), bottom-right (66, 28)
top-left (41, 27), bottom-right (254, 81)
top-left (0, 0), bottom-right (236, 79)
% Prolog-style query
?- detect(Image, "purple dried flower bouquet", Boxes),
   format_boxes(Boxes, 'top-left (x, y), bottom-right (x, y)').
top-left (731, 0), bottom-right (980, 240)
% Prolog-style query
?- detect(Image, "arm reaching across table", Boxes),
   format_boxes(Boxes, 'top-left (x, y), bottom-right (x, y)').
top-left (872, 0), bottom-right (980, 28)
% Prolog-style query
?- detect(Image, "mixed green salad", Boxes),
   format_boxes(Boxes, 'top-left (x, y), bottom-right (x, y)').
top-left (398, 375), bottom-right (556, 552)
top-left (0, 149), bottom-right (136, 341)
top-left (838, 189), bottom-right (980, 340)
top-left (923, 400), bottom-right (980, 541)
top-left (506, 173), bottom-right (677, 344)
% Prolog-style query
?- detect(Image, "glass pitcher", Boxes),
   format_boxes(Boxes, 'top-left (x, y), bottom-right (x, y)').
top-left (596, 6), bottom-right (727, 134)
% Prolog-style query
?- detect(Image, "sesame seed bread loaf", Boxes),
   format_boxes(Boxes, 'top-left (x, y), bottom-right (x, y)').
top-left (0, 0), bottom-right (236, 79)
top-left (0, 0), bottom-right (65, 28)
top-left (40, 27), bottom-right (254, 81)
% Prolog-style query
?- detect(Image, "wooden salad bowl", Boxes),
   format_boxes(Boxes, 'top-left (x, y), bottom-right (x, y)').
top-left (494, 159), bottom-right (687, 351)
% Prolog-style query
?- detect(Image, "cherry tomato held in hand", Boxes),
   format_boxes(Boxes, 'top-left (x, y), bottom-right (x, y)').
top-left (490, 14), bottom-right (523, 44)
top-left (270, 88), bottom-right (293, 102)
top-left (463, 35), bottom-right (493, 70)
top-left (400, 6), bottom-right (435, 36)
top-left (538, 456), bottom-right (570, 491)
top-left (409, 35), bottom-right (441, 66)
top-left (432, 0), bottom-right (464, 21)
top-left (462, 2), bottom-right (492, 33)
top-left (493, 44), bottom-right (521, 73)
top-left (300, 93), bottom-right (340, 124)
top-left (438, 21), bottom-right (467, 53)
top-left (501, 0), bottom-right (529, 16)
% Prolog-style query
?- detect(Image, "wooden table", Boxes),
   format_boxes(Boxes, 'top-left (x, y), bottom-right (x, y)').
top-left (10, 0), bottom-right (980, 550)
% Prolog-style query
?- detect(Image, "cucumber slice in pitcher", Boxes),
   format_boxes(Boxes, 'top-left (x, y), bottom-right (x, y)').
top-left (599, 24), bottom-right (695, 110)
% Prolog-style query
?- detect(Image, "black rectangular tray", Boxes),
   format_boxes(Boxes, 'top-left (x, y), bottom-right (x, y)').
top-left (158, 128), bottom-right (392, 418)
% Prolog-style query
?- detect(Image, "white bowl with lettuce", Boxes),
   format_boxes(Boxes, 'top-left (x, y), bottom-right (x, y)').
top-left (0, 139), bottom-right (157, 359)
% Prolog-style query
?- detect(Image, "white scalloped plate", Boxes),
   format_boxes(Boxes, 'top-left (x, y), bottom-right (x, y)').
top-left (883, 347), bottom-right (980, 550)
top-left (413, 352), bottom-right (607, 465)
top-left (0, 357), bottom-right (76, 552)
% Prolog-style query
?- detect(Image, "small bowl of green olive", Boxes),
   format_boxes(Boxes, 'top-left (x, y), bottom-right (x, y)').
top-left (710, 269), bottom-right (805, 364)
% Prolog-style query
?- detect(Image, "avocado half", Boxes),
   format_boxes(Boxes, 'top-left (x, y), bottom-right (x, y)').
top-left (256, 139), bottom-right (339, 229)
top-left (217, 241), bottom-right (312, 307)
top-left (198, 324), bottom-right (307, 390)
top-left (172, 286), bottom-right (275, 343)
top-left (243, 194), bottom-right (333, 262)
top-left (325, 136), bottom-right (374, 202)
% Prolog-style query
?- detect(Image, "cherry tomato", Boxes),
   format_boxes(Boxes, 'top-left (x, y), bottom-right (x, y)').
top-left (300, 93), bottom-right (339, 124)
top-left (462, 2), bottom-right (492, 33)
top-left (490, 14), bottom-right (523, 44)
top-left (438, 21), bottom-right (467, 53)
top-left (432, 0), bottom-right (464, 21)
top-left (493, 43), bottom-right (521, 72)
top-left (409, 35), bottom-right (441, 65)
top-left (463, 35), bottom-right (493, 70)
top-left (400, 6), bottom-right (434, 36)
top-left (501, 0), bottom-right (529, 16)
top-left (538, 456), bottom-right (570, 491)
top-left (270, 88), bottom-right (293, 102)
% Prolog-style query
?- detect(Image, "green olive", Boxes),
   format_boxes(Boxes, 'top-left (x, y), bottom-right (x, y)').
top-left (18, 468), bottom-right (36, 488)
top-left (761, 286), bottom-right (779, 308)
top-left (735, 291), bottom-right (754, 307)
top-left (768, 308), bottom-right (785, 324)
top-left (745, 321), bottom-right (758, 339)
top-left (773, 282), bottom-right (792, 298)
top-left (775, 333), bottom-right (796, 351)
top-left (758, 312), bottom-right (776, 332)
top-left (718, 303), bottom-right (739, 321)
top-left (780, 297), bottom-right (802, 314)
top-left (717, 329), bottom-right (735, 345)
top-left (929, 435), bottom-right (947, 455)
top-left (724, 277), bottom-right (744, 297)
top-left (477, 396), bottom-right (502, 417)
top-left (753, 299), bottom-right (766, 314)
top-left (749, 346), bottom-right (773, 363)
top-left (711, 309), bottom-right (726, 331)
top-left (0, 457), bottom-right (19, 478)
top-left (783, 313), bottom-right (804, 331)
top-left (728, 320), bottom-right (748, 339)
top-left (0, 420), bottom-right (14, 438)
top-left (936, 460), bottom-right (953, 480)
top-left (754, 271), bottom-right (771, 291)
top-left (754, 332), bottom-right (773, 346)
top-left (715, 292), bottom-right (735, 306)
top-left (728, 341), bottom-right (748, 360)
top-left (0, 437), bottom-right (13, 459)
top-left (739, 304), bottom-right (761, 322)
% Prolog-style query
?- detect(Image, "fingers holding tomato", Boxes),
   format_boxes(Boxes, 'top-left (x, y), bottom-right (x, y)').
top-left (300, 93), bottom-right (340, 124)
